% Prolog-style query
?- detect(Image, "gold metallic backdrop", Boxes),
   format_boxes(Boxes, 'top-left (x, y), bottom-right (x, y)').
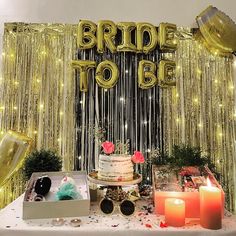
top-left (161, 29), bottom-right (236, 212)
top-left (0, 23), bottom-right (235, 212)
top-left (0, 23), bottom-right (77, 171)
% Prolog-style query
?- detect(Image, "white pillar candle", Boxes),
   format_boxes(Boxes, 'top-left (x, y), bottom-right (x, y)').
top-left (165, 198), bottom-right (185, 227)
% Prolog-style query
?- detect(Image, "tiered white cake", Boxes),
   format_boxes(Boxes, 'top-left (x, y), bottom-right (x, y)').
top-left (98, 154), bottom-right (134, 181)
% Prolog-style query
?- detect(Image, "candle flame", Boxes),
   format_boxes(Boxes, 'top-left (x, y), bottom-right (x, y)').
top-left (174, 199), bottom-right (183, 205)
top-left (207, 177), bottom-right (212, 187)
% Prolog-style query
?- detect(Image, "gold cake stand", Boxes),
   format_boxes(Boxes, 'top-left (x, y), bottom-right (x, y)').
top-left (88, 171), bottom-right (142, 201)
top-left (88, 171), bottom-right (142, 186)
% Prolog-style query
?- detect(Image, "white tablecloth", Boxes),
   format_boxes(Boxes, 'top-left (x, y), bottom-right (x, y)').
top-left (0, 195), bottom-right (236, 236)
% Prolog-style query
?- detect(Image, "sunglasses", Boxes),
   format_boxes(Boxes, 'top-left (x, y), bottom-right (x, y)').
top-left (99, 198), bottom-right (135, 216)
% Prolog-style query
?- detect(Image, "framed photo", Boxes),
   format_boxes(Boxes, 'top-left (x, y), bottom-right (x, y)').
top-left (152, 165), bottom-right (182, 192)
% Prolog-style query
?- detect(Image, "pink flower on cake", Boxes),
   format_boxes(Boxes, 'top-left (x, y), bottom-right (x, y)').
top-left (102, 141), bottom-right (115, 155)
top-left (132, 151), bottom-right (145, 164)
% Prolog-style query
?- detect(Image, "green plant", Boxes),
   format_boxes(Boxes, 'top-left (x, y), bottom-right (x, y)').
top-left (23, 149), bottom-right (62, 180)
top-left (152, 144), bottom-right (219, 176)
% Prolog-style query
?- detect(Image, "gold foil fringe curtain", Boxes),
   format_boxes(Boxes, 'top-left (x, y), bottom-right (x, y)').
top-left (0, 24), bottom-right (235, 212)
top-left (162, 29), bottom-right (236, 212)
top-left (0, 23), bottom-right (77, 171)
top-left (0, 170), bottom-right (25, 208)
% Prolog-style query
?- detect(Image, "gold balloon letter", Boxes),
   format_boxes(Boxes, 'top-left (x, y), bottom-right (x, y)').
top-left (97, 20), bottom-right (117, 53)
top-left (158, 60), bottom-right (176, 87)
top-left (117, 22), bottom-right (137, 52)
top-left (138, 60), bottom-right (157, 89)
top-left (136, 23), bottom-right (158, 54)
top-left (158, 23), bottom-right (178, 51)
top-left (77, 20), bottom-right (97, 50)
top-left (95, 60), bottom-right (119, 89)
top-left (72, 60), bottom-right (96, 92)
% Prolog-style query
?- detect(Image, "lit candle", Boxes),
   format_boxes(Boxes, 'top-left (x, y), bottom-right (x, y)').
top-left (200, 178), bottom-right (222, 230)
top-left (51, 218), bottom-right (65, 226)
top-left (165, 198), bottom-right (185, 227)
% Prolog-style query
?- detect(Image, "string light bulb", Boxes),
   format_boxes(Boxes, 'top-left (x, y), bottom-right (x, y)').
top-left (197, 68), bottom-right (202, 74)
top-left (233, 59), bottom-right (236, 67)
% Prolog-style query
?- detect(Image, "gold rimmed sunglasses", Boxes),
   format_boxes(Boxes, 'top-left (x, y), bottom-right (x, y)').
top-left (99, 197), bottom-right (135, 216)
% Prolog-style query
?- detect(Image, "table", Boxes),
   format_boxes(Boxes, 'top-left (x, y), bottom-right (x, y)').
top-left (0, 195), bottom-right (236, 236)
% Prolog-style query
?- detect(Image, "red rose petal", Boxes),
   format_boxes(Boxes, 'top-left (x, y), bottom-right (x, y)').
top-left (160, 221), bottom-right (168, 228)
top-left (145, 223), bottom-right (152, 228)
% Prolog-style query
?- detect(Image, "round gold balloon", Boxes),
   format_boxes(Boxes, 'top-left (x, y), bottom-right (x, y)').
top-left (97, 20), bottom-right (117, 53)
top-left (0, 131), bottom-right (32, 186)
top-left (196, 5), bottom-right (236, 56)
top-left (95, 60), bottom-right (119, 89)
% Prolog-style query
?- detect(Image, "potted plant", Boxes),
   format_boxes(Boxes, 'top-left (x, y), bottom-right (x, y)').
top-left (23, 149), bottom-right (62, 180)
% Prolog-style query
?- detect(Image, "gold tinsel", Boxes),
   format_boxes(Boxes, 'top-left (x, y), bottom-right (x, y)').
top-left (162, 28), bottom-right (236, 212)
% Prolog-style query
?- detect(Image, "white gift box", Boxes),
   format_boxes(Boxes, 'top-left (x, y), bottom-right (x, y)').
top-left (23, 171), bottom-right (90, 219)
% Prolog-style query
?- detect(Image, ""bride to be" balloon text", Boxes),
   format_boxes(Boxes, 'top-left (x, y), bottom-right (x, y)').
top-left (72, 20), bottom-right (177, 91)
